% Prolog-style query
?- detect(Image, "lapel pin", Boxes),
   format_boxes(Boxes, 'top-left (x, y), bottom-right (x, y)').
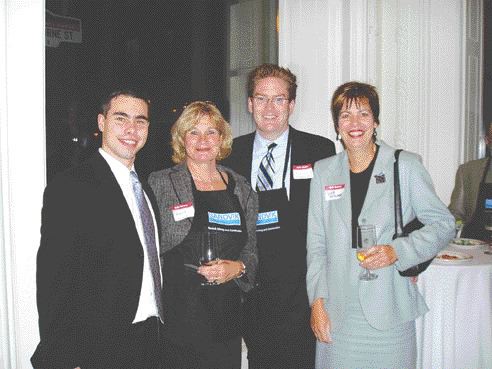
top-left (374, 172), bottom-right (385, 184)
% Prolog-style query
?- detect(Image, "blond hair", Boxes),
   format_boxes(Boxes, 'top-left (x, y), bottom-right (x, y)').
top-left (171, 101), bottom-right (233, 163)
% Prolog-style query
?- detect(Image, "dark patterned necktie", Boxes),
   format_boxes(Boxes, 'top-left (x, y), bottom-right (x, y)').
top-left (256, 142), bottom-right (277, 191)
top-left (130, 171), bottom-right (162, 319)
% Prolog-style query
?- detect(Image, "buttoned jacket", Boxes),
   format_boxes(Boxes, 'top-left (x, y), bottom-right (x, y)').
top-left (306, 141), bottom-right (455, 330)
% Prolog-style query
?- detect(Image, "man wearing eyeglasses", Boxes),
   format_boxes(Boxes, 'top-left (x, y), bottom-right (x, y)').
top-left (223, 64), bottom-right (335, 369)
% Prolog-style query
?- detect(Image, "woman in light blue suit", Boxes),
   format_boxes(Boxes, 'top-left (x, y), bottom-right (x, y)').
top-left (307, 82), bottom-right (455, 368)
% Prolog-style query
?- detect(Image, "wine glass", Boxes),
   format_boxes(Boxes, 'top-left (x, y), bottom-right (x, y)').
top-left (356, 224), bottom-right (378, 281)
top-left (200, 228), bottom-right (219, 286)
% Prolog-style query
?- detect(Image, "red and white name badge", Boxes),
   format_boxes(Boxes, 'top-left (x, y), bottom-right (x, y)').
top-left (292, 164), bottom-right (313, 179)
top-left (171, 202), bottom-right (194, 221)
top-left (324, 184), bottom-right (345, 201)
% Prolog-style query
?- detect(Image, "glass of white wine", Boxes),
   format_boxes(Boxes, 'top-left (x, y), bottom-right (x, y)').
top-left (200, 228), bottom-right (219, 286)
top-left (356, 224), bottom-right (378, 281)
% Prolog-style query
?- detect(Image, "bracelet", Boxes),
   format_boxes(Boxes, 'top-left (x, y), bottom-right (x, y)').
top-left (236, 261), bottom-right (246, 279)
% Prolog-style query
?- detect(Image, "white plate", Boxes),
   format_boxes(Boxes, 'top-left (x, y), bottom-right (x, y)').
top-left (449, 238), bottom-right (487, 250)
top-left (434, 250), bottom-right (473, 264)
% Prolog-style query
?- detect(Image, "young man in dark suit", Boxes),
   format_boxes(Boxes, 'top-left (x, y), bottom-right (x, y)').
top-left (223, 64), bottom-right (336, 369)
top-left (32, 90), bottom-right (164, 369)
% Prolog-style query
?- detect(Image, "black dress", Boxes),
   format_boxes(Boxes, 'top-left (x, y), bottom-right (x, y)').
top-left (162, 174), bottom-right (247, 369)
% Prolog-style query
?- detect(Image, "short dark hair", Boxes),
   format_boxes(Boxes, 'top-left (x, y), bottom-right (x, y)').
top-left (247, 64), bottom-right (297, 100)
top-left (331, 81), bottom-right (380, 134)
top-left (100, 89), bottom-right (151, 117)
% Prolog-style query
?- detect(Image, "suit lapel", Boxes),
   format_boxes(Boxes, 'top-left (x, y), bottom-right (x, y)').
top-left (90, 153), bottom-right (142, 249)
top-left (169, 163), bottom-right (195, 206)
top-left (91, 153), bottom-right (131, 214)
top-left (359, 143), bottom-right (394, 218)
top-left (241, 133), bottom-right (255, 179)
top-left (289, 127), bottom-right (304, 206)
top-left (289, 127), bottom-right (306, 166)
top-left (328, 151), bottom-right (352, 230)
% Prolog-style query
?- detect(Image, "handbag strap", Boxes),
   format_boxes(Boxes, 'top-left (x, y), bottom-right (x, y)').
top-left (393, 149), bottom-right (405, 237)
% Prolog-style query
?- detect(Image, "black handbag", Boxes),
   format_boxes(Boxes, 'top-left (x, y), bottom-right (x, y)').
top-left (392, 150), bottom-right (434, 277)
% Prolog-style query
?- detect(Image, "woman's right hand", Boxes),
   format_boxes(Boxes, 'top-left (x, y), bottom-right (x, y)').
top-left (311, 298), bottom-right (332, 343)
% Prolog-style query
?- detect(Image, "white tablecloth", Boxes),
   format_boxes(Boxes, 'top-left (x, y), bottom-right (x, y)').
top-left (416, 246), bottom-right (492, 369)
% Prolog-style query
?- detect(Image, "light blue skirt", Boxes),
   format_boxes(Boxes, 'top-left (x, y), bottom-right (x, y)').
top-left (315, 301), bottom-right (416, 369)
top-left (315, 259), bottom-right (416, 369)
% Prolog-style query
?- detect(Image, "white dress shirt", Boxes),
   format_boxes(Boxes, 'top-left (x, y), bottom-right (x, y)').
top-left (252, 128), bottom-right (291, 198)
top-left (99, 148), bottom-right (162, 323)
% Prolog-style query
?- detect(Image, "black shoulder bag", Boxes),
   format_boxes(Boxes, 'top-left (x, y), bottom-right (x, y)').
top-left (392, 149), bottom-right (434, 277)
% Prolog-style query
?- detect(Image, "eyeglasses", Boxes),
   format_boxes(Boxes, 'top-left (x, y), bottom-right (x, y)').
top-left (252, 95), bottom-right (289, 107)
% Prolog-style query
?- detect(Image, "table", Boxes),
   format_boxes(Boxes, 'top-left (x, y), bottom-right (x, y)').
top-left (416, 246), bottom-right (492, 369)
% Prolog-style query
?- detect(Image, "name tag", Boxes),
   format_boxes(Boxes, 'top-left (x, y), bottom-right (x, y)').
top-left (324, 184), bottom-right (345, 201)
top-left (256, 210), bottom-right (279, 226)
top-left (292, 164), bottom-right (313, 179)
top-left (485, 198), bottom-right (492, 209)
top-left (171, 202), bottom-right (194, 221)
top-left (208, 212), bottom-right (241, 226)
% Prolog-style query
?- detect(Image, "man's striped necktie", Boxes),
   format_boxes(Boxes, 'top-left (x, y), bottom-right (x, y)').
top-left (256, 142), bottom-right (277, 191)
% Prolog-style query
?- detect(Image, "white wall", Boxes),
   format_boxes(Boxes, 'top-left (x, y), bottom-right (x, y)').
top-left (279, 0), bottom-right (466, 204)
top-left (379, 0), bottom-right (464, 204)
top-left (1, 1), bottom-right (45, 368)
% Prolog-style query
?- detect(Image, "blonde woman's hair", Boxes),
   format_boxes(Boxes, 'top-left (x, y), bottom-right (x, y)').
top-left (170, 101), bottom-right (233, 163)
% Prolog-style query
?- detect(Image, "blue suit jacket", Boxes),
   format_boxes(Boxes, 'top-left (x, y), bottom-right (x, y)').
top-left (306, 141), bottom-right (455, 331)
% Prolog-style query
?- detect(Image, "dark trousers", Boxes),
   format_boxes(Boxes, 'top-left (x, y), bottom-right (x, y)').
top-left (126, 316), bottom-right (163, 369)
top-left (244, 283), bottom-right (316, 369)
top-left (162, 335), bottom-right (242, 369)
top-left (84, 316), bottom-right (163, 369)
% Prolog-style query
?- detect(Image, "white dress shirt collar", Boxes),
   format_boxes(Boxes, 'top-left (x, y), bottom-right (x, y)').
top-left (98, 148), bottom-right (162, 323)
top-left (252, 127), bottom-right (291, 198)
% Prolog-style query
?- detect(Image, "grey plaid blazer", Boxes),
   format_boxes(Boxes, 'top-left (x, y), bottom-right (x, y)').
top-left (148, 162), bottom-right (259, 292)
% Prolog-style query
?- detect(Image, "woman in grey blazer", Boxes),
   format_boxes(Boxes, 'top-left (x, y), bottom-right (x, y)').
top-left (148, 101), bottom-right (258, 369)
top-left (307, 82), bottom-right (454, 368)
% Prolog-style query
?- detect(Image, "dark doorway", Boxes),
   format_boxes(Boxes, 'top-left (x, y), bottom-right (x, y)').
top-left (45, 0), bottom-right (277, 181)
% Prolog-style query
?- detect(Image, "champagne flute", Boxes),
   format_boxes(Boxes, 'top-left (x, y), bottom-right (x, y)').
top-left (200, 228), bottom-right (219, 286)
top-left (356, 224), bottom-right (378, 281)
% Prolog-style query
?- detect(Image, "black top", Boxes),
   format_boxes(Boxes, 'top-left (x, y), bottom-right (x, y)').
top-left (350, 145), bottom-right (380, 248)
top-left (161, 173), bottom-right (247, 345)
